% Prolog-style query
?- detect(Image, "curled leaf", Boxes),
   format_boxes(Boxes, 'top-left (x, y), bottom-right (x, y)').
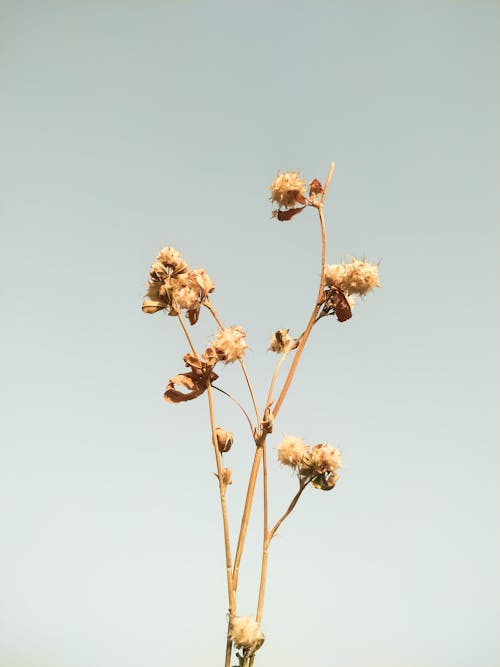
top-left (163, 349), bottom-right (219, 403)
top-left (275, 206), bottom-right (306, 221)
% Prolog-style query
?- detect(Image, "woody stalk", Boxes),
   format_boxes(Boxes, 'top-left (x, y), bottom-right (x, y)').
top-left (142, 162), bottom-right (380, 667)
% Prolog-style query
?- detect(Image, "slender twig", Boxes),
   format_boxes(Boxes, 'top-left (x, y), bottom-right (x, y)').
top-left (176, 314), bottom-right (197, 356)
top-left (204, 297), bottom-right (267, 599)
top-left (206, 383), bottom-right (236, 667)
top-left (250, 163), bottom-right (336, 655)
top-left (212, 384), bottom-right (255, 435)
top-left (254, 481), bottom-right (310, 628)
top-left (272, 163), bottom-right (335, 419)
top-left (265, 348), bottom-right (291, 409)
top-left (232, 444), bottom-right (263, 590)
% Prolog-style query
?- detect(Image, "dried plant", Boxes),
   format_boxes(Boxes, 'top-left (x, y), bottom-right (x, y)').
top-left (142, 162), bottom-right (380, 667)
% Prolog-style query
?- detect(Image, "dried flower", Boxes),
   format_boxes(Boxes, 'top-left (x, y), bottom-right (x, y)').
top-left (211, 326), bottom-right (248, 364)
top-left (215, 427), bottom-right (234, 453)
top-left (222, 468), bottom-right (232, 485)
top-left (270, 171), bottom-right (307, 210)
top-left (278, 437), bottom-right (342, 491)
top-left (300, 443), bottom-right (342, 476)
top-left (229, 617), bottom-right (264, 651)
top-left (142, 247), bottom-right (215, 324)
top-left (269, 328), bottom-right (293, 353)
top-left (156, 246), bottom-right (188, 274)
top-left (277, 435), bottom-right (308, 468)
top-left (324, 258), bottom-right (380, 296)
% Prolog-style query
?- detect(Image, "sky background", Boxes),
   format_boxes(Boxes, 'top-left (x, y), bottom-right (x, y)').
top-left (2, 2), bottom-right (499, 667)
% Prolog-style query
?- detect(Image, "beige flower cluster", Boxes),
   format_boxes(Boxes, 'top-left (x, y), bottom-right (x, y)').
top-left (142, 246), bottom-right (215, 325)
top-left (324, 258), bottom-right (380, 297)
top-left (270, 171), bottom-right (306, 209)
top-left (210, 326), bottom-right (248, 364)
top-left (229, 616), bottom-right (264, 652)
top-left (277, 435), bottom-right (342, 491)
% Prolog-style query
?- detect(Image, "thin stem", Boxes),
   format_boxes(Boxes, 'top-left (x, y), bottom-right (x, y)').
top-left (272, 164), bottom-right (334, 419)
top-left (265, 348), bottom-right (291, 409)
top-left (206, 383), bottom-right (236, 667)
top-left (177, 314), bottom-right (197, 356)
top-left (254, 481), bottom-right (309, 627)
top-left (232, 444), bottom-right (263, 590)
top-left (212, 384), bottom-right (255, 435)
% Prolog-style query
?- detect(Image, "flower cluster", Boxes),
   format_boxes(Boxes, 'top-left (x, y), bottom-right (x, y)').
top-left (142, 246), bottom-right (215, 325)
top-left (210, 326), bottom-right (248, 364)
top-left (324, 258), bottom-right (380, 297)
top-left (229, 616), bottom-right (264, 652)
top-left (277, 436), bottom-right (342, 491)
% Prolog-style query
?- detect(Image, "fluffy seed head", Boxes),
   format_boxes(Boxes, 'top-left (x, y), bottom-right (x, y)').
top-left (211, 326), bottom-right (248, 364)
top-left (142, 247), bottom-right (214, 321)
top-left (156, 246), bottom-right (189, 274)
top-left (325, 258), bottom-right (380, 296)
top-left (277, 435), bottom-right (308, 468)
top-left (270, 172), bottom-right (306, 209)
top-left (229, 617), bottom-right (264, 651)
top-left (299, 444), bottom-right (342, 478)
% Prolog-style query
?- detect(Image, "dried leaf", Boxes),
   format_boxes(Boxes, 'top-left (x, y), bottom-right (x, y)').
top-left (164, 351), bottom-right (219, 403)
top-left (309, 179), bottom-right (323, 197)
top-left (325, 288), bottom-right (352, 322)
top-left (142, 299), bottom-right (165, 314)
top-left (276, 206), bottom-right (306, 221)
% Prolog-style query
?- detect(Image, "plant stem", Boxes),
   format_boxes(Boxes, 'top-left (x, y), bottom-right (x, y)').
top-left (206, 383), bottom-right (236, 667)
top-left (176, 314), bottom-right (197, 356)
top-left (254, 481), bottom-right (309, 625)
top-left (232, 443), bottom-right (263, 590)
top-left (272, 162), bottom-right (334, 419)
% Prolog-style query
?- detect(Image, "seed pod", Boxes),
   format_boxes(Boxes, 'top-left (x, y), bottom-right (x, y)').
top-left (215, 427), bottom-right (234, 453)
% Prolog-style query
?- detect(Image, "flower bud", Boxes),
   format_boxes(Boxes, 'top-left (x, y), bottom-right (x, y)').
top-left (215, 427), bottom-right (234, 453)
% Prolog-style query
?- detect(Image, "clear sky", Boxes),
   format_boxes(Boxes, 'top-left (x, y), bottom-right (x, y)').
top-left (2, 2), bottom-right (499, 667)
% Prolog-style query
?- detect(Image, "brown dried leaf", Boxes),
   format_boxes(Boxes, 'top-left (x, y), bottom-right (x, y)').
top-left (276, 206), bottom-right (306, 221)
top-left (309, 179), bottom-right (323, 197)
top-left (330, 289), bottom-right (352, 322)
top-left (142, 299), bottom-right (165, 314)
top-left (164, 372), bottom-right (206, 403)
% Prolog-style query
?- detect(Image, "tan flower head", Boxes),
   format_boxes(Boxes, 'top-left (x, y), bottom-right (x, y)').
top-left (142, 246), bottom-right (215, 324)
top-left (211, 326), bottom-right (248, 364)
top-left (324, 258), bottom-right (380, 296)
top-left (270, 171), bottom-right (307, 210)
top-left (277, 435), bottom-right (308, 468)
top-left (229, 617), bottom-right (264, 651)
top-left (298, 443), bottom-right (342, 491)
top-left (269, 328), bottom-right (293, 353)
top-left (156, 246), bottom-right (188, 274)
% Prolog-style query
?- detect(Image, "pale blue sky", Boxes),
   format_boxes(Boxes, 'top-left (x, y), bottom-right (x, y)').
top-left (2, 2), bottom-right (499, 667)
